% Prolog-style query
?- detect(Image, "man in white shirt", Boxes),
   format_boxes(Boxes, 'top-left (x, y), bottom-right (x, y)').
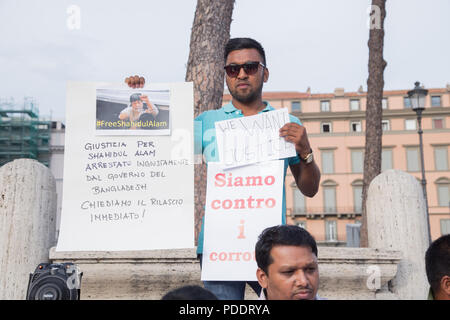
top-left (255, 225), bottom-right (323, 300)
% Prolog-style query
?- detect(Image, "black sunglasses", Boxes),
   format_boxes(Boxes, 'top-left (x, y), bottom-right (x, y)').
top-left (224, 61), bottom-right (265, 78)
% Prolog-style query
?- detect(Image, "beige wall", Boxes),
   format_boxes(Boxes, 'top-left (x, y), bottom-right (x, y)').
top-left (288, 216), bottom-right (360, 243)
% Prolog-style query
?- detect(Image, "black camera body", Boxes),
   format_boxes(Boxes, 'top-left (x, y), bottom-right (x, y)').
top-left (26, 263), bottom-right (82, 300)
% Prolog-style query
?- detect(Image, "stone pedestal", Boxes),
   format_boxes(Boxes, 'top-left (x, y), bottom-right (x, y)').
top-left (318, 247), bottom-right (402, 299)
top-left (366, 169), bottom-right (430, 300)
top-left (50, 247), bottom-right (401, 300)
top-left (0, 159), bottom-right (57, 299)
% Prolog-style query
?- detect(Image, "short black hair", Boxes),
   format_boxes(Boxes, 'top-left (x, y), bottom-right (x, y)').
top-left (255, 225), bottom-right (318, 274)
top-left (130, 93), bottom-right (142, 103)
top-left (425, 234), bottom-right (450, 293)
top-left (161, 285), bottom-right (218, 300)
top-left (224, 37), bottom-right (266, 65)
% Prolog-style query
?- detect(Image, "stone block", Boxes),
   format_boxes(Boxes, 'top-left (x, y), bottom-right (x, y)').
top-left (367, 169), bottom-right (430, 300)
top-left (0, 159), bottom-right (57, 299)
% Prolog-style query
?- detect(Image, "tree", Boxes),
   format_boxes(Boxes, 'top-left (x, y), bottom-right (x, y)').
top-left (360, 0), bottom-right (387, 247)
top-left (185, 0), bottom-right (235, 243)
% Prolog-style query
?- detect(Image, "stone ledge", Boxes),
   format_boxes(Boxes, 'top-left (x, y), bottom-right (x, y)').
top-left (49, 246), bottom-right (402, 300)
top-left (50, 247), bottom-right (198, 263)
top-left (318, 247), bottom-right (403, 262)
top-left (50, 247), bottom-right (401, 262)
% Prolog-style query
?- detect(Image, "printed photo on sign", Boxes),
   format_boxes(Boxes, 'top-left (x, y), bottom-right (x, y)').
top-left (96, 88), bottom-right (170, 135)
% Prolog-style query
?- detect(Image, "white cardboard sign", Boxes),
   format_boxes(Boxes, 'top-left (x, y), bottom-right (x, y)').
top-left (214, 108), bottom-right (296, 168)
top-left (201, 160), bottom-right (284, 281)
top-left (56, 82), bottom-right (194, 251)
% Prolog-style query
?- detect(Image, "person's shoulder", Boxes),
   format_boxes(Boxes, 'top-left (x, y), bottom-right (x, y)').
top-left (195, 107), bottom-right (226, 121)
top-left (288, 113), bottom-right (302, 125)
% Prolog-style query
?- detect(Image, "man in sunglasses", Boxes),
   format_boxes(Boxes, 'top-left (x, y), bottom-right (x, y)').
top-left (126, 37), bottom-right (320, 300)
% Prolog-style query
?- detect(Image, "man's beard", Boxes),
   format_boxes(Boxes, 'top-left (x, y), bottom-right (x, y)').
top-left (229, 81), bottom-right (263, 104)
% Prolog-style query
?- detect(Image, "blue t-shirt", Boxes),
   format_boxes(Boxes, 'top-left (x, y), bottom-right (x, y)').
top-left (195, 101), bottom-right (302, 254)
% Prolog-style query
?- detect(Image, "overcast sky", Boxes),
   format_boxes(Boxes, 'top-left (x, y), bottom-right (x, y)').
top-left (0, 0), bottom-right (448, 121)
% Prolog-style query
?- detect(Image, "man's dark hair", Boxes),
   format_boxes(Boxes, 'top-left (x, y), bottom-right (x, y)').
top-left (130, 93), bottom-right (142, 103)
top-left (224, 37), bottom-right (266, 65)
top-left (425, 234), bottom-right (450, 293)
top-left (255, 225), bottom-right (318, 274)
top-left (161, 285), bottom-right (218, 300)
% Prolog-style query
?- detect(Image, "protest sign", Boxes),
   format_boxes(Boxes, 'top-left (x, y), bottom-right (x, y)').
top-left (56, 82), bottom-right (194, 251)
top-left (214, 108), bottom-right (296, 168)
top-left (201, 160), bottom-right (284, 281)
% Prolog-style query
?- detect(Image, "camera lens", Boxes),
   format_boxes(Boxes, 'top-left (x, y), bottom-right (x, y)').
top-left (28, 276), bottom-right (73, 300)
top-left (36, 285), bottom-right (61, 300)
top-left (26, 263), bottom-right (82, 300)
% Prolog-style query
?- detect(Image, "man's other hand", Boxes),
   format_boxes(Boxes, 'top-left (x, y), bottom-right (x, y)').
top-left (279, 122), bottom-right (311, 159)
top-left (125, 75), bottom-right (145, 88)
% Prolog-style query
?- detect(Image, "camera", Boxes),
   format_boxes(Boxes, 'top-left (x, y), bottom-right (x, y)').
top-left (26, 263), bottom-right (82, 300)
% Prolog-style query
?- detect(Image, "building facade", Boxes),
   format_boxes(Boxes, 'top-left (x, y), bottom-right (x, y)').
top-left (225, 85), bottom-right (450, 245)
top-left (0, 97), bottom-right (65, 237)
top-left (49, 121), bottom-right (65, 236)
top-left (0, 98), bottom-right (52, 167)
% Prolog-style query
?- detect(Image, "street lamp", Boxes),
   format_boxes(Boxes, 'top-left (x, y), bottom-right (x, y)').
top-left (407, 81), bottom-right (431, 244)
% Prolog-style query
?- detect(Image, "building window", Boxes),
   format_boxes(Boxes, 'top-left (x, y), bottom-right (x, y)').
top-left (437, 185), bottom-right (449, 207)
top-left (351, 149), bottom-right (364, 173)
top-left (406, 147), bottom-right (421, 172)
top-left (434, 147), bottom-right (449, 171)
top-left (350, 99), bottom-right (360, 111)
top-left (382, 148), bottom-right (393, 171)
top-left (321, 150), bottom-right (335, 174)
top-left (292, 186), bottom-right (306, 214)
top-left (382, 120), bottom-right (390, 131)
top-left (382, 98), bottom-right (388, 109)
top-left (322, 180), bottom-right (337, 213)
top-left (436, 178), bottom-right (450, 207)
top-left (404, 97), bottom-right (411, 108)
top-left (291, 101), bottom-right (301, 112)
top-left (321, 100), bottom-right (331, 112)
top-left (441, 219), bottom-right (450, 235)
top-left (405, 119), bottom-right (417, 131)
top-left (432, 118), bottom-right (444, 129)
top-left (321, 122), bottom-right (332, 133)
top-left (350, 121), bottom-right (362, 132)
top-left (325, 220), bottom-right (338, 241)
top-left (431, 96), bottom-right (441, 107)
top-left (352, 180), bottom-right (363, 213)
top-left (297, 221), bottom-right (307, 229)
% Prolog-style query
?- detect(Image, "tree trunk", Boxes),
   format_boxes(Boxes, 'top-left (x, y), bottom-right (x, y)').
top-left (360, 0), bottom-right (387, 247)
top-left (185, 0), bottom-right (235, 244)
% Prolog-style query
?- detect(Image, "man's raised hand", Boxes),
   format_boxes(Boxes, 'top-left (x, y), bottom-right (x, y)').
top-left (125, 75), bottom-right (145, 88)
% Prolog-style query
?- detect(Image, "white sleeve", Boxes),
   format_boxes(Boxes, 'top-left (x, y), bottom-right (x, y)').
top-left (119, 106), bottom-right (131, 117)
top-left (152, 105), bottom-right (159, 116)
